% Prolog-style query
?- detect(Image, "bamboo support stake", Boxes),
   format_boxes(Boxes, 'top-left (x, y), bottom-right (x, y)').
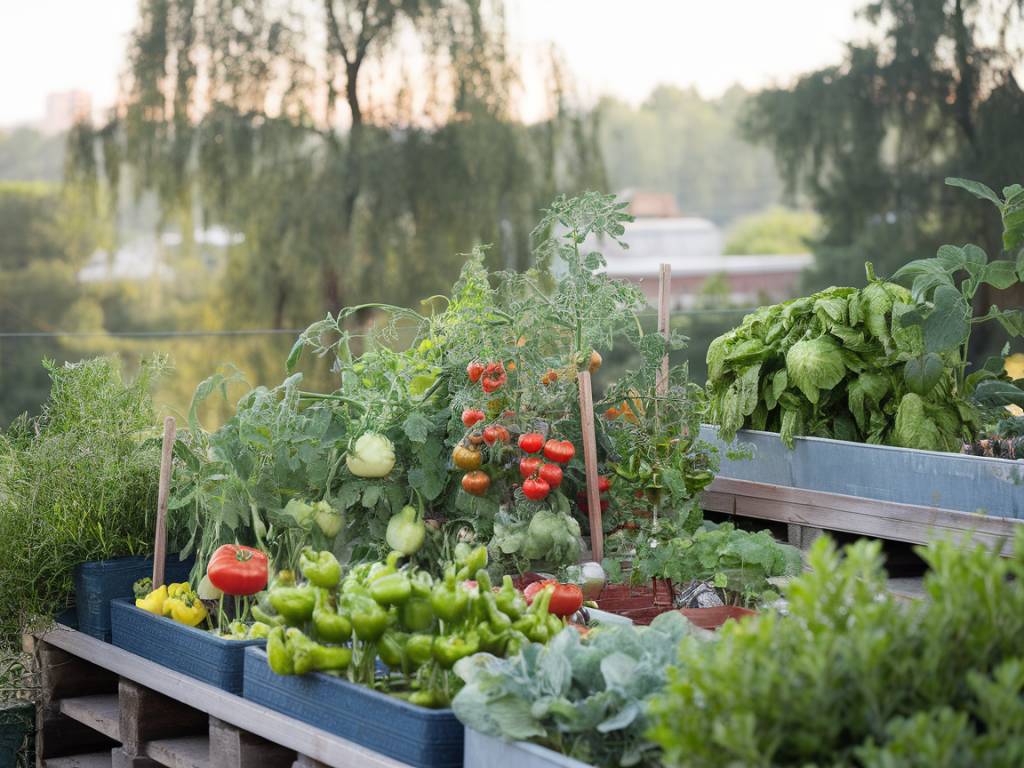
top-left (657, 263), bottom-right (671, 397)
top-left (577, 370), bottom-right (604, 563)
top-left (153, 416), bottom-right (175, 587)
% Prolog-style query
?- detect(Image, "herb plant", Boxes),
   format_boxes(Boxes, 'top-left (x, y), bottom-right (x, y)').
top-left (0, 357), bottom-right (178, 645)
top-left (453, 612), bottom-right (697, 767)
top-left (649, 531), bottom-right (1024, 767)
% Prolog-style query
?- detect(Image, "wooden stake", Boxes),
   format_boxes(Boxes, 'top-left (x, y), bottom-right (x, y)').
top-left (657, 263), bottom-right (671, 397)
top-left (153, 416), bottom-right (175, 588)
top-left (577, 370), bottom-right (604, 563)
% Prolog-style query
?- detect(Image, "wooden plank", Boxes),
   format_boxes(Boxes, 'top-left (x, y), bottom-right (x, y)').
top-left (209, 717), bottom-right (294, 768)
top-left (44, 753), bottom-right (113, 768)
top-left (40, 642), bottom-right (119, 703)
top-left (145, 736), bottom-right (210, 768)
top-left (707, 476), bottom-right (1024, 552)
top-left (36, 629), bottom-right (408, 768)
top-left (119, 679), bottom-right (208, 756)
top-left (38, 709), bottom-right (119, 760)
top-left (60, 695), bottom-right (121, 741)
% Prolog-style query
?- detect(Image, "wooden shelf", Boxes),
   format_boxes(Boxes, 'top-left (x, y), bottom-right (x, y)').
top-left (59, 694), bottom-right (121, 741)
top-left (40, 626), bottom-right (408, 768)
top-left (145, 735), bottom-right (210, 768)
top-left (43, 753), bottom-right (113, 768)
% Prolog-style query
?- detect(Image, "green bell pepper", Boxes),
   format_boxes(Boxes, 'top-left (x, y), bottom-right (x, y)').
top-left (347, 594), bottom-right (389, 641)
top-left (455, 545), bottom-right (488, 580)
top-left (378, 631), bottom-right (407, 669)
top-left (312, 588), bottom-right (352, 642)
top-left (405, 634), bottom-right (434, 668)
top-left (267, 626), bottom-right (295, 675)
top-left (369, 572), bottom-right (412, 605)
top-left (268, 585), bottom-right (316, 625)
top-left (299, 547), bottom-right (342, 589)
top-left (432, 631), bottom-right (479, 669)
top-left (495, 575), bottom-right (526, 620)
top-left (399, 596), bottom-right (435, 632)
top-left (248, 621), bottom-right (271, 639)
top-left (286, 628), bottom-right (352, 675)
top-left (430, 575), bottom-right (468, 624)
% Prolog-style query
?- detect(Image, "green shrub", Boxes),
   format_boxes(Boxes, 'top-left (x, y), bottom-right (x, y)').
top-left (648, 532), bottom-right (1024, 767)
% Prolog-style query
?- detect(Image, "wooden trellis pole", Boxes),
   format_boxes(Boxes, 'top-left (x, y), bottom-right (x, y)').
top-left (657, 263), bottom-right (671, 397)
top-left (577, 370), bottom-right (604, 563)
top-left (152, 416), bottom-right (175, 588)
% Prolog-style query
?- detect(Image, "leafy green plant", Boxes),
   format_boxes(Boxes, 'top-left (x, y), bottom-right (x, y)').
top-left (0, 357), bottom-right (178, 646)
top-left (629, 522), bottom-right (802, 606)
top-left (453, 612), bottom-right (697, 767)
top-left (705, 271), bottom-right (971, 450)
top-left (892, 178), bottom-right (1024, 420)
top-left (648, 531), bottom-right (1024, 767)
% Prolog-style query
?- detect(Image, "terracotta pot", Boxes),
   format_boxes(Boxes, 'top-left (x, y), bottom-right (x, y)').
top-left (678, 605), bottom-right (757, 631)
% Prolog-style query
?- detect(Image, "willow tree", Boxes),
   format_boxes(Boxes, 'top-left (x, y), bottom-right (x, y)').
top-left (71, 0), bottom-right (605, 330)
top-left (745, 0), bottom-right (1024, 298)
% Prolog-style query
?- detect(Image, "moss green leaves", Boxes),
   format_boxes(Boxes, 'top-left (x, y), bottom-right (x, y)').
top-left (785, 337), bottom-right (845, 405)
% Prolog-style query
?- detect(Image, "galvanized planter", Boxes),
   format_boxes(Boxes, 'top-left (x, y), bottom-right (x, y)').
top-left (110, 599), bottom-right (264, 694)
top-left (463, 729), bottom-right (592, 768)
top-left (700, 425), bottom-right (1024, 519)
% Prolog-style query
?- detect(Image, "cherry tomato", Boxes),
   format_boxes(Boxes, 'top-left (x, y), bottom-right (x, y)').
top-left (538, 463), bottom-right (563, 488)
top-left (519, 456), bottom-right (542, 478)
top-left (543, 439), bottom-right (575, 464)
top-left (597, 475), bottom-right (611, 493)
top-left (461, 471), bottom-right (491, 496)
top-left (482, 425), bottom-right (502, 445)
top-left (453, 444), bottom-right (483, 470)
top-left (522, 476), bottom-right (550, 501)
top-left (518, 432), bottom-right (544, 454)
top-left (467, 431), bottom-right (485, 446)
top-left (461, 409), bottom-right (485, 428)
top-left (523, 580), bottom-right (584, 617)
top-left (495, 426), bottom-right (510, 442)
top-left (467, 361), bottom-right (484, 382)
top-left (481, 376), bottom-right (502, 394)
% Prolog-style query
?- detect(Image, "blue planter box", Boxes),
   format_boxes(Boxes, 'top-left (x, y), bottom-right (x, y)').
top-left (110, 599), bottom-right (264, 694)
top-left (75, 554), bottom-right (195, 641)
top-left (243, 647), bottom-right (464, 768)
top-left (700, 425), bottom-right (1024, 518)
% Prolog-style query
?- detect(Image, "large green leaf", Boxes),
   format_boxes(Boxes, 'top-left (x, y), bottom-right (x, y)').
top-left (946, 176), bottom-right (1003, 206)
top-left (892, 259), bottom-right (954, 302)
top-left (980, 260), bottom-right (1019, 290)
top-left (972, 380), bottom-right (1024, 409)
top-left (785, 336), bottom-right (846, 405)
top-left (904, 354), bottom-right (943, 396)
top-left (923, 285), bottom-right (970, 354)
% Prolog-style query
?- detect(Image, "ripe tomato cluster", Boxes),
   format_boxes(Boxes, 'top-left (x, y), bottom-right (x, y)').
top-left (466, 360), bottom-right (508, 393)
top-left (517, 432), bottom-right (575, 501)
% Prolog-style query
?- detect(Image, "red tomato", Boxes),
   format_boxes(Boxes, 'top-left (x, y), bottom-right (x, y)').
top-left (207, 544), bottom-right (269, 596)
top-left (495, 426), bottom-right (510, 442)
top-left (482, 425), bottom-right (502, 445)
top-left (461, 409), bottom-right (485, 428)
top-left (467, 361), bottom-right (484, 383)
top-left (522, 476), bottom-right (550, 501)
top-left (543, 439), bottom-right (575, 464)
top-left (518, 432), bottom-right (544, 454)
top-left (461, 471), bottom-right (491, 497)
top-left (523, 580), bottom-right (584, 617)
top-left (597, 475), bottom-right (611, 493)
top-left (481, 377), bottom-right (502, 394)
top-left (538, 463), bottom-right (563, 488)
top-left (519, 456), bottom-right (542, 478)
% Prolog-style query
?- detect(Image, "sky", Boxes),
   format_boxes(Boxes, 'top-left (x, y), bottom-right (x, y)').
top-left (0, 0), bottom-right (862, 126)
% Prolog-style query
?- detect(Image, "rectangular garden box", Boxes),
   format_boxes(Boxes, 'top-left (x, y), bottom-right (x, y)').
top-left (110, 599), bottom-right (263, 694)
top-left (74, 553), bottom-right (194, 641)
top-left (243, 647), bottom-right (463, 768)
top-left (463, 728), bottom-right (592, 768)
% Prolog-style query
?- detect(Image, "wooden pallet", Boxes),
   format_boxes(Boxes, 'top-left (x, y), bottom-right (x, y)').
top-left (28, 627), bottom-right (408, 768)
top-left (705, 476), bottom-right (1024, 554)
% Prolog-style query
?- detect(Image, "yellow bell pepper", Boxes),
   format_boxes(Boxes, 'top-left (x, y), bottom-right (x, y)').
top-left (136, 585), bottom-right (168, 615)
top-left (166, 582), bottom-right (190, 599)
top-left (164, 592), bottom-right (208, 627)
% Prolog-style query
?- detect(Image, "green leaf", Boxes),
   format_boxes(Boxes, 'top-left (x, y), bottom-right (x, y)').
top-left (402, 412), bottom-right (432, 444)
top-left (904, 354), bottom-right (943, 397)
top-left (285, 338), bottom-right (303, 373)
top-left (962, 244), bottom-right (988, 270)
top-left (923, 285), bottom-right (970, 354)
top-left (972, 380), bottom-right (1024, 409)
top-left (361, 485), bottom-right (381, 509)
top-left (980, 260), bottom-right (1019, 290)
top-left (785, 336), bottom-right (845, 405)
top-left (935, 244), bottom-right (966, 271)
top-left (946, 176), bottom-right (1002, 207)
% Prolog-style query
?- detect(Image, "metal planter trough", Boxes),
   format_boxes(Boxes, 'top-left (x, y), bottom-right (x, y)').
top-left (110, 599), bottom-right (264, 694)
top-left (73, 553), bottom-right (195, 641)
top-left (699, 425), bottom-right (1024, 551)
top-left (463, 728), bottom-right (592, 768)
top-left (243, 647), bottom-right (464, 768)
